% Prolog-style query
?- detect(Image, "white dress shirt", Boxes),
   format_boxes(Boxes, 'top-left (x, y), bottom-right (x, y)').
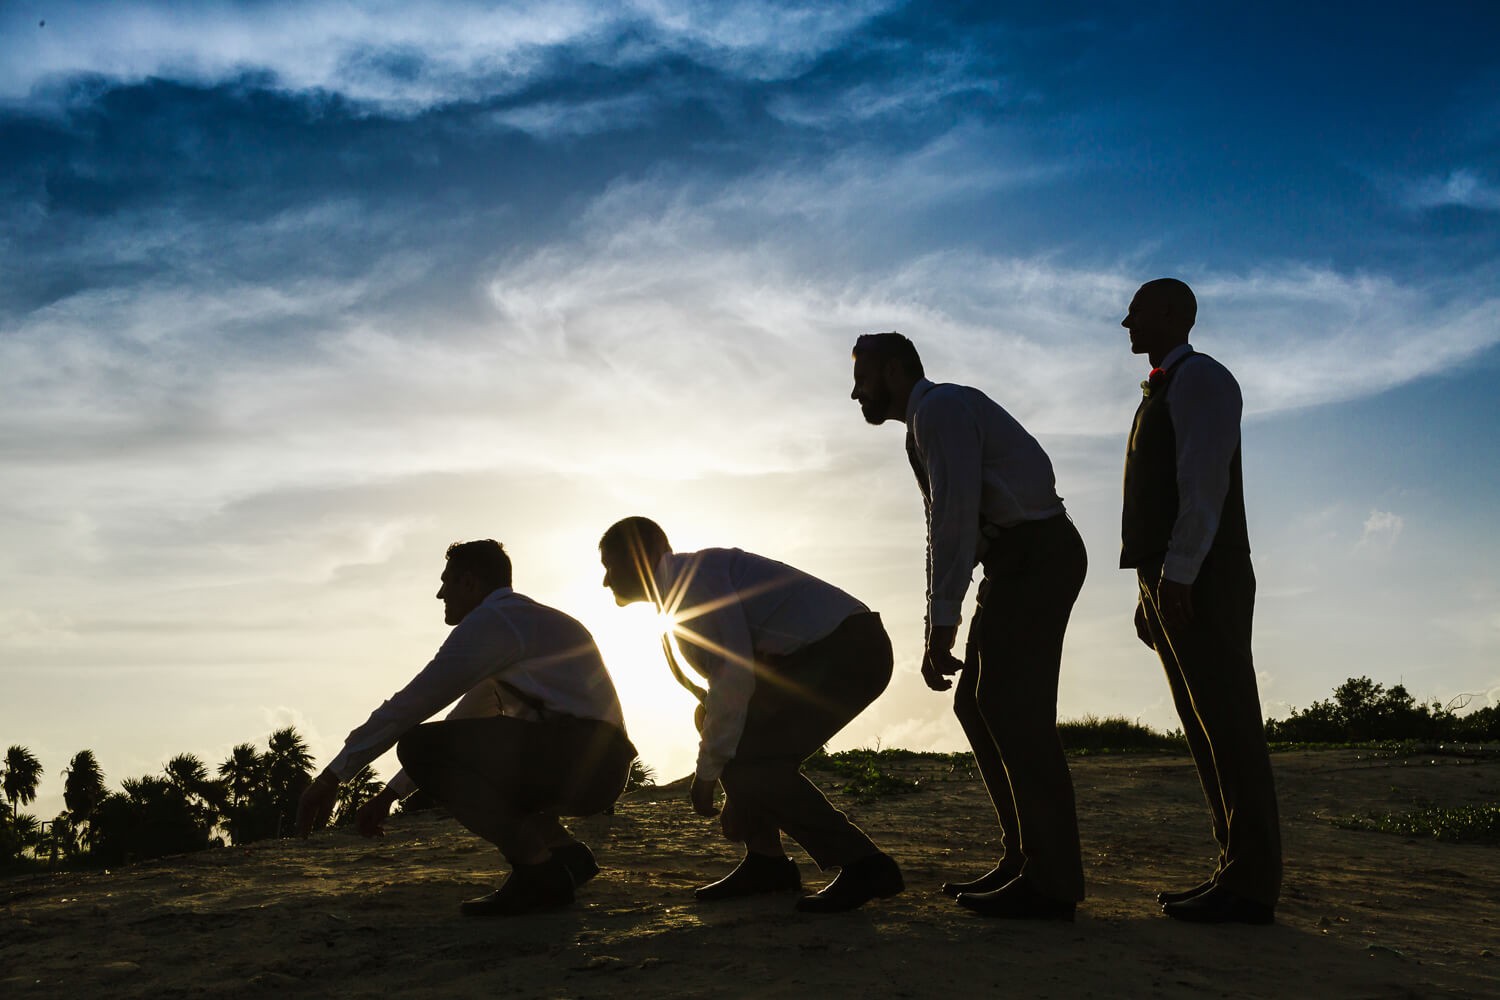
top-left (325, 587), bottom-right (627, 797)
top-left (656, 548), bottom-right (868, 782)
top-left (1155, 344), bottom-right (1244, 585)
top-left (906, 378), bottom-right (1066, 630)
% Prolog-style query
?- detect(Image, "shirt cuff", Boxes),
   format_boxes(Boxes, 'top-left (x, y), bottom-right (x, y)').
top-left (694, 750), bottom-right (729, 783)
top-left (1161, 553), bottom-right (1203, 586)
top-left (927, 599), bottom-right (964, 629)
top-left (384, 770), bottom-right (417, 799)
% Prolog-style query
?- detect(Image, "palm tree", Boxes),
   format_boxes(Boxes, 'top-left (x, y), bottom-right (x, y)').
top-left (92, 774), bottom-right (213, 865)
top-left (63, 750), bottom-right (107, 856)
top-left (217, 743), bottom-right (266, 845)
top-left (217, 744), bottom-right (262, 808)
top-left (266, 727), bottom-right (314, 782)
top-left (625, 758), bottom-right (657, 791)
top-left (64, 750), bottom-right (106, 819)
top-left (0, 810), bottom-right (40, 862)
top-left (331, 766), bottom-right (384, 828)
top-left (3, 745), bottom-right (44, 815)
top-left (263, 727), bottom-right (314, 838)
top-left (165, 753), bottom-right (224, 833)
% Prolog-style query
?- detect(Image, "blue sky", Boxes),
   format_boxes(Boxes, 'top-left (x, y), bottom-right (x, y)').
top-left (3, 1), bottom-right (1498, 817)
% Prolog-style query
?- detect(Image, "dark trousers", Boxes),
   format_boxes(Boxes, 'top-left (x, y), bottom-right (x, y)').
top-left (954, 513), bottom-right (1087, 902)
top-left (718, 612), bottom-right (893, 869)
top-left (397, 715), bottom-right (635, 864)
top-left (1138, 548), bottom-right (1282, 906)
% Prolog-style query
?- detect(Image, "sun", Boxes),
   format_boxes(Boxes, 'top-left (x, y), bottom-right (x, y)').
top-left (558, 577), bottom-right (701, 781)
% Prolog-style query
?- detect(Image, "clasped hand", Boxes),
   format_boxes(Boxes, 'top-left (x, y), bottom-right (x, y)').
top-left (689, 775), bottom-right (720, 817)
top-left (921, 624), bottom-right (962, 691)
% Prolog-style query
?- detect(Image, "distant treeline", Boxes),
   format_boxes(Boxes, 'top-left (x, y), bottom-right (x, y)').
top-left (1057, 676), bottom-right (1500, 748)
top-left (5, 676), bottom-right (1496, 871)
top-left (1, 728), bottom-right (384, 872)
top-left (1264, 676), bottom-right (1500, 744)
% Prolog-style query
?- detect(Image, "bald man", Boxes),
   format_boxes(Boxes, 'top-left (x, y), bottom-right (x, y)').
top-left (851, 332), bottom-right (1087, 921)
top-left (1120, 278), bottom-right (1282, 924)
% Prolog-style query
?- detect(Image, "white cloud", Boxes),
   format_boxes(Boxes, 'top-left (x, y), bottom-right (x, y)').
top-left (1403, 168), bottom-right (1500, 212)
top-left (1357, 509), bottom-right (1405, 550)
top-left (1, 0), bottom-right (898, 110)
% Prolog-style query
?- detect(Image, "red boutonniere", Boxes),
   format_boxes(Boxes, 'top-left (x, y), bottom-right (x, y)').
top-left (1140, 367), bottom-right (1165, 398)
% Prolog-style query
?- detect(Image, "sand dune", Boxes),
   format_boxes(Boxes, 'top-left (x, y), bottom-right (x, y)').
top-left (2, 748), bottom-right (1497, 998)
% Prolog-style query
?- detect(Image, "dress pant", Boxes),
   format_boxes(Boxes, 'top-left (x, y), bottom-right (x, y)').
top-left (397, 714), bottom-right (636, 862)
top-left (1137, 548), bottom-right (1282, 906)
top-left (955, 513), bottom-right (1087, 902)
top-left (718, 612), bottom-right (893, 869)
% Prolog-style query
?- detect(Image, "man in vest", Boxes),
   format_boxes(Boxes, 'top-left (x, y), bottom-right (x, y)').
top-left (1121, 278), bottom-right (1282, 924)
top-left (296, 539), bottom-right (636, 917)
top-left (851, 333), bottom-right (1087, 921)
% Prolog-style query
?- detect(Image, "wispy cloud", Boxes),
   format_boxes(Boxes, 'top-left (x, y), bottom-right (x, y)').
top-left (1357, 509), bottom-right (1404, 551)
top-left (2, 0), bottom-right (898, 110)
top-left (1403, 168), bottom-right (1500, 212)
top-left (4, 1), bottom-right (1498, 810)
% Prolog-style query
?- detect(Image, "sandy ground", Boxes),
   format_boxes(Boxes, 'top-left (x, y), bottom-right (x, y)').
top-left (2, 747), bottom-right (1498, 999)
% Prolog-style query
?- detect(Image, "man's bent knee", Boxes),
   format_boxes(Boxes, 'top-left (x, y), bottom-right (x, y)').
top-left (395, 721), bottom-right (453, 782)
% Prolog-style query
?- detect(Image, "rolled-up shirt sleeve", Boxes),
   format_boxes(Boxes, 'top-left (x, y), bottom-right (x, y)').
top-left (914, 397), bottom-right (983, 629)
top-left (1164, 358), bottom-right (1243, 585)
top-left (325, 609), bottom-right (523, 782)
top-left (673, 575), bottom-right (758, 781)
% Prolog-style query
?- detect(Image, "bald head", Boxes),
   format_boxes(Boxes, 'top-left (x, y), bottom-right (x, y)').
top-left (1122, 278), bottom-right (1197, 362)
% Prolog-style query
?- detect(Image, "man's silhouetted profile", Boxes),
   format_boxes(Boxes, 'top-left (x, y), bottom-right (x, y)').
top-left (852, 332), bottom-right (1085, 921)
top-left (1120, 278), bottom-right (1282, 924)
top-left (599, 516), bottom-right (903, 913)
top-left (296, 539), bottom-right (636, 917)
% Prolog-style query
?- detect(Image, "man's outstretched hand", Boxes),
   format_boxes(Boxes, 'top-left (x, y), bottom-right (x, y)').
top-left (295, 772), bottom-right (338, 837)
top-left (355, 787), bottom-right (401, 839)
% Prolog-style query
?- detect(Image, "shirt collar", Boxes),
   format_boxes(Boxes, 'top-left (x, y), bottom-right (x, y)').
top-left (905, 377), bottom-right (936, 424)
top-left (482, 586), bottom-right (517, 605)
top-left (653, 551), bottom-right (681, 607)
top-left (1158, 343), bottom-right (1194, 371)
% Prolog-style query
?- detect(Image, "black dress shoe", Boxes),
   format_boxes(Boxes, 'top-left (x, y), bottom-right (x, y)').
top-left (553, 841), bottom-right (600, 886)
top-left (1156, 876), bottom-right (1217, 906)
top-left (795, 852), bottom-right (904, 914)
top-left (695, 853), bottom-right (801, 902)
top-left (956, 876), bottom-right (1076, 921)
top-left (1161, 885), bottom-right (1274, 925)
top-left (460, 857), bottom-right (575, 917)
top-left (941, 864), bottom-right (1023, 899)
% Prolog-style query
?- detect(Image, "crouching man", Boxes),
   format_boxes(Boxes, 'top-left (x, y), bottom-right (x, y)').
top-left (599, 516), bottom-right (902, 913)
top-left (296, 539), bottom-right (636, 917)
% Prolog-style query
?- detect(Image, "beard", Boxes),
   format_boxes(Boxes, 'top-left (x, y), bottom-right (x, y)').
top-left (859, 389), bottom-right (891, 425)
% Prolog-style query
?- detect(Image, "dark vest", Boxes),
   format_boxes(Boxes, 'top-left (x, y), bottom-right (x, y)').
top-left (1120, 352), bottom-right (1250, 569)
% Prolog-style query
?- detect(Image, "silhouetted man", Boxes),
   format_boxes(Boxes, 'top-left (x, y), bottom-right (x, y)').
top-left (296, 539), bottom-right (636, 917)
top-left (851, 332), bottom-right (1085, 921)
top-left (1120, 278), bottom-right (1282, 924)
top-left (598, 516), bottom-right (903, 914)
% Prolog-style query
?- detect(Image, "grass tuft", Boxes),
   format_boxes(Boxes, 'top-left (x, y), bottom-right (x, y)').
top-left (1331, 804), bottom-right (1500, 844)
top-left (1056, 715), bottom-right (1183, 755)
